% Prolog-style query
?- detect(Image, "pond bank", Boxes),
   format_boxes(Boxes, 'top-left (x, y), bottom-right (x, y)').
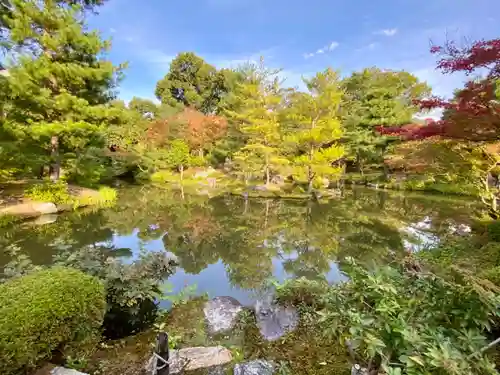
top-left (0, 183), bottom-right (117, 226)
top-left (81, 294), bottom-right (348, 375)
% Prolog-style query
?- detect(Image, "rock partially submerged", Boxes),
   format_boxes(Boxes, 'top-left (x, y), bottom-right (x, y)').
top-left (51, 367), bottom-right (88, 375)
top-left (255, 294), bottom-right (298, 341)
top-left (203, 296), bottom-right (243, 335)
top-left (234, 360), bottom-right (274, 375)
top-left (168, 346), bottom-right (232, 374)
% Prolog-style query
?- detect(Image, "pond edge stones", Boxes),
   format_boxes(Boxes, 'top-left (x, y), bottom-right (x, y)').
top-left (255, 293), bottom-right (299, 341)
top-left (203, 296), bottom-right (243, 334)
top-left (234, 360), bottom-right (275, 375)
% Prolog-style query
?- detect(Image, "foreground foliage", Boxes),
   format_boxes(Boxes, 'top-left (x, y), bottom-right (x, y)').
top-left (52, 247), bottom-right (178, 339)
top-left (278, 258), bottom-right (500, 375)
top-left (0, 267), bottom-right (106, 375)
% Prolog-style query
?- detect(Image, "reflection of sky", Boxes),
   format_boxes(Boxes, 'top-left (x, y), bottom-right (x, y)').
top-left (103, 228), bottom-right (346, 307)
top-left (402, 216), bottom-right (471, 252)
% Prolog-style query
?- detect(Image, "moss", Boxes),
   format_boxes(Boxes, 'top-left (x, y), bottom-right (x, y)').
top-left (85, 331), bottom-right (155, 375)
top-left (163, 298), bottom-right (209, 348)
top-left (238, 314), bottom-right (351, 375)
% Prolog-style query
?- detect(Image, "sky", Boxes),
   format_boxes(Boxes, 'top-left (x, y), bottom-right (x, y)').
top-left (88, 0), bottom-right (500, 105)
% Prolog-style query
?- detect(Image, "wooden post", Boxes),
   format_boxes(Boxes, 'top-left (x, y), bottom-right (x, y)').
top-left (156, 332), bottom-right (169, 375)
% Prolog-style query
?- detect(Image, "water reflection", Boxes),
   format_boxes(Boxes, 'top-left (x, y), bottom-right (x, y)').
top-left (0, 186), bottom-right (478, 303)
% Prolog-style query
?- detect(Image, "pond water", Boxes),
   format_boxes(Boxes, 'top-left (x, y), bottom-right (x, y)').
top-left (0, 186), bottom-right (478, 306)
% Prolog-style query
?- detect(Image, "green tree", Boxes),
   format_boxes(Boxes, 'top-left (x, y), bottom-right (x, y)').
top-left (166, 139), bottom-right (191, 180)
top-left (226, 62), bottom-right (287, 186)
top-left (283, 69), bottom-right (344, 192)
top-left (341, 68), bottom-right (430, 175)
top-left (1, 0), bottom-right (123, 181)
top-left (155, 52), bottom-right (238, 115)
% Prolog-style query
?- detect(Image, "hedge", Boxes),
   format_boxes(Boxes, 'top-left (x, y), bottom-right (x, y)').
top-left (0, 267), bottom-right (106, 374)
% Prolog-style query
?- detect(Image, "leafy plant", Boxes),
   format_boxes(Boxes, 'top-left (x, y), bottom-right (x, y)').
top-left (161, 282), bottom-right (199, 306)
top-left (53, 247), bottom-right (178, 339)
top-left (25, 180), bottom-right (73, 204)
top-left (0, 267), bottom-right (106, 375)
top-left (281, 258), bottom-right (500, 374)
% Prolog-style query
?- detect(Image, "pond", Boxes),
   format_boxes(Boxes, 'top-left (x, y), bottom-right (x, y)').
top-left (0, 185), bottom-right (478, 306)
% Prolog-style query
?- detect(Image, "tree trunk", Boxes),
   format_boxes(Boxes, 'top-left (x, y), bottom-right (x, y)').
top-left (308, 166), bottom-right (314, 194)
top-left (264, 199), bottom-right (270, 228)
top-left (198, 148), bottom-right (204, 159)
top-left (48, 135), bottom-right (60, 181)
top-left (179, 164), bottom-right (184, 181)
top-left (265, 165), bottom-right (270, 186)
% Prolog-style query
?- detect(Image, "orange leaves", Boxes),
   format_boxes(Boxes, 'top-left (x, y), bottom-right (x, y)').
top-left (178, 108), bottom-right (227, 151)
top-left (144, 107), bottom-right (227, 151)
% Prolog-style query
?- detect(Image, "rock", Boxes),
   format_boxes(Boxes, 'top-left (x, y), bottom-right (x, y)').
top-left (234, 360), bottom-right (274, 375)
top-left (255, 294), bottom-right (298, 341)
top-left (169, 346), bottom-right (232, 374)
top-left (270, 175), bottom-right (285, 186)
top-left (204, 296), bottom-right (243, 334)
top-left (0, 203), bottom-right (39, 218)
top-left (51, 367), bottom-right (88, 375)
top-left (32, 202), bottom-right (58, 215)
top-left (32, 214), bottom-right (58, 225)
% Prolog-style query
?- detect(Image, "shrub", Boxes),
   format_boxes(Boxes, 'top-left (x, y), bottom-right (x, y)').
top-left (279, 258), bottom-right (500, 374)
top-left (0, 267), bottom-right (106, 374)
top-left (53, 247), bottom-right (177, 339)
top-left (319, 258), bottom-right (500, 374)
top-left (25, 180), bottom-right (72, 204)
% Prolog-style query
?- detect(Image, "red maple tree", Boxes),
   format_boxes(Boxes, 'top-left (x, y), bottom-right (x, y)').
top-left (377, 38), bottom-right (500, 141)
top-left (145, 108), bottom-right (227, 154)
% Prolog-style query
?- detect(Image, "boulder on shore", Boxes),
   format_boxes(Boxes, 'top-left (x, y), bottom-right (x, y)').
top-left (203, 296), bottom-right (243, 335)
top-left (162, 346), bottom-right (232, 374)
top-left (234, 360), bottom-right (275, 375)
top-left (255, 294), bottom-right (298, 341)
top-left (51, 367), bottom-right (88, 375)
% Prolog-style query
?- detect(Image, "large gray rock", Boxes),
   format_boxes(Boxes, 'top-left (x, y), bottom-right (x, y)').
top-left (204, 296), bottom-right (243, 334)
top-left (255, 295), bottom-right (298, 341)
top-left (32, 202), bottom-right (58, 215)
top-left (51, 367), bottom-right (88, 375)
top-left (169, 346), bottom-right (232, 374)
top-left (234, 360), bottom-right (274, 375)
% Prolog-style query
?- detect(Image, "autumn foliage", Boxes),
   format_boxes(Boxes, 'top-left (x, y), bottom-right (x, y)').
top-left (146, 108), bottom-right (227, 152)
top-left (377, 38), bottom-right (500, 142)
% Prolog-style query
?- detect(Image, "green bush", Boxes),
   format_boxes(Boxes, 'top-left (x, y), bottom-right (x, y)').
top-left (0, 267), bottom-right (106, 374)
top-left (279, 258), bottom-right (500, 374)
top-left (25, 180), bottom-right (72, 204)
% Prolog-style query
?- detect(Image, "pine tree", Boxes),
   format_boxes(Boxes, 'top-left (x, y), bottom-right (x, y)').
top-left (225, 62), bottom-right (287, 186)
top-left (283, 69), bottom-right (344, 192)
top-left (1, 0), bottom-right (122, 181)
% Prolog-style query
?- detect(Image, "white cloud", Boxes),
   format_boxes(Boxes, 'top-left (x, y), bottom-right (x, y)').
top-left (377, 28), bottom-right (398, 37)
top-left (328, 41), bottom-right (339, 51)
top-left (368, 42), bottom-right (378, 50)
top-left (109, 27), bottom-right (117, 34)
top-left (304, 40), bottom-right (340, 59)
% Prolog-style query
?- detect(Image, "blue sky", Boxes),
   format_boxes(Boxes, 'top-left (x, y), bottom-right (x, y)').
top-left (88, 0), bottom-right (500, 104)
